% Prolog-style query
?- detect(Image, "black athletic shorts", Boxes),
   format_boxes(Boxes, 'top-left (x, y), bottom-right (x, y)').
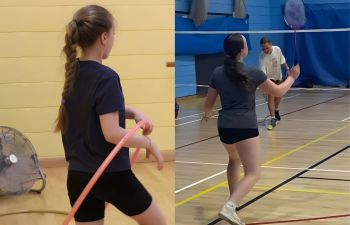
top-left (218, 128), bottom-right (259, 144)
top-left (67, 169), bottom-right (152, 222)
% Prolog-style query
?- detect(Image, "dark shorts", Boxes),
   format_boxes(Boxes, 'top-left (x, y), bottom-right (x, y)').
top-left (218, 128), bottom-right (259, 144)
top-left (67, 169), bottom-right (152, 222)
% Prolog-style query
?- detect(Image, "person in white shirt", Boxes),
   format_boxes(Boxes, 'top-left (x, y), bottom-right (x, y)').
top-left (259, 37), bottom-right (289, 129)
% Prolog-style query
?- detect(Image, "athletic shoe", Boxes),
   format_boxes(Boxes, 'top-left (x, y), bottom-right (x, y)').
top-left (218, 201), bottom-right (245, 225)
top-left (267, 117), bottom-right (277, 130)
top-left (271, 117), bottom-right (277, 127)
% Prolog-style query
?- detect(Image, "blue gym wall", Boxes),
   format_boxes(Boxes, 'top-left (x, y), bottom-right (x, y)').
top-left (303, 0), bottom-right (348, 3)
top-left (176, 0), bottom-right (286, 97)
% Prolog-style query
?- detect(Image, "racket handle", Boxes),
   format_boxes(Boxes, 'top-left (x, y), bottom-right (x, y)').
top-left (294, 56), bottom-right (298, 65)
top-left (294, 42), bottom-right (298, 65)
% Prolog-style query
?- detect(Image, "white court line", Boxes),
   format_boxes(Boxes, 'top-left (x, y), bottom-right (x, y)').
top-left (176, 119), bottom-right (202, 126)
top-left (342, 116), bottom-right (350, 122)
top-left (290, 87), bottom-right (350, 91)
top-left (176, 28), bottom-right (350, 34)
top-left (257, 118), bottom-right (349, 123)
top-left (213, 116), bottom-right (348, 122)
top-left (175, 98), bottom-right (265, 120)
top-left (176, 160), bottom-right (350, 173)
top-left (289, 92), bottom-right (349, 95)
top-left (176, 85), bottom-right (350, 91)
top-left (176, 160), bottom-right (227, 166)
top-left (175, 94), bottom-right (300, 126)
top-left (262, 165), bottom-right (350, 173)
top-left (175, 109), bottom-right (217, 121)
top-left (175, 170), bottom-right (226, 194)
top-left (175, 161), bottom-right (350, 194)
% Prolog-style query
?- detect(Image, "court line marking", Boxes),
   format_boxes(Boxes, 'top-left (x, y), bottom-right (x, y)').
top-left (247, 213), bottom-right (350, 225)
top-left (321, 139), bottom-right (350, 143)
top-left (251, 185), bottom-right (350, 196)
top-left (176, 161), bottom-right (227, 166)
top-left (175, 163), bottom-right (350, 194)
top-left (176, 28), bottom-right (350, 34)
top-left (207, 144), bottom-right (350, 225)
top-left (175, 123), bottom-right (350, 207)
top-left (175, 161), bottom-right (350, 173)
top-left (176, 86), bottom-right (349, 93)
top-left (175, 118), bottom-right (202, 126)
top-left (176, 93), bottom-right (350, 151)
top-left (260, 118), bottom-right (349, 123)
top-left (175, 94), bottom-right (300, 126)
top-left (176, 92), bottom-right (349, 123)
top-left (175, 170), bottom-right (226, 194)
top-left (176, 98), bottom-right (265, 120)
top-left (342, 116), bottom-right (350, 122)
top-left (179, 92), bottom-right (348, 126)
top-left (175, 94), bottom-right (300, 127)
top-left (181, 116), bottom-right (349, 123)
top-left (175, 110), bottom-right (218, 121)
top-left (297, 176), bottom-right (350, 182)
top-left (289, 92), bottom-right (350, 95)
top-left (177, 183), bottom-right (350, 198)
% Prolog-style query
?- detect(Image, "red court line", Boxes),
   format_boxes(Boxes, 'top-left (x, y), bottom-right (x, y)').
top-left (247, 213), bottom-right (350, 225)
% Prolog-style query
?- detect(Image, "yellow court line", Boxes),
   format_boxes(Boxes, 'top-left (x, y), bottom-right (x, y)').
top-left (324, 139), bottom-right (350, 144)
top-left (232, 185), bottom-right (350, 196)
top-left (175, 182), bottom-right (226, 207)
top-left (175, 123), bottom-right (350, 207)
top-left (263, 124), bottom-right (350, 166)
top-left (253, 186), bottom-right (350, 196)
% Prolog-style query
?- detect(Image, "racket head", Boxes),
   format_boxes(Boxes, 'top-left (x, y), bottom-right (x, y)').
top-left (284, 0), bottom-right (306, 30)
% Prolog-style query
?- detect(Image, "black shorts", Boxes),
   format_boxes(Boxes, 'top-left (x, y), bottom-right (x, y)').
top-left (218, 128), bottom-right (259, 144)
top-left (67, 169), bottom-right (152, 222)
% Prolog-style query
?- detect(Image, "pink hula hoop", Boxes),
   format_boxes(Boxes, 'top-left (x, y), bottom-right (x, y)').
top-left (62, 120), bottom-right (146, 225)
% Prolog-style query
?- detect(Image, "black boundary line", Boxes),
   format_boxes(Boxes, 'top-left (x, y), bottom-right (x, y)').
top-left (175, 135), bottom-right (218, 150)
top-left (207, 144), bottom-right (350, 225)
top-left (297, 176), bottom-right (350, 182)
top-left (176, 93), bottom-right (348, 150)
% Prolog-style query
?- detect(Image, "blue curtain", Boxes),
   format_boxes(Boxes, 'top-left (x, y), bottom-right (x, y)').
top-left (285, 3), bottom-right (350, 86)
top-left (175, 15), bottom-right (250, 55)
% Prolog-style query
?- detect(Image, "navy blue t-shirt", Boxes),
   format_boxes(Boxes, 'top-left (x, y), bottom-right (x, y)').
top-left (62, 60), bottom-right (130, 172)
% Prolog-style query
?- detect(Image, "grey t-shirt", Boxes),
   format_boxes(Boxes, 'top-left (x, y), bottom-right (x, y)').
top-left (209, 63), bottom-right (267, 129)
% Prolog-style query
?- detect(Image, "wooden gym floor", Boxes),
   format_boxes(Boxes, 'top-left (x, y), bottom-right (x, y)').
top-left (175, 90), bottom-right (350, 225)
top-left (0, 162), bottom-right (175, 225)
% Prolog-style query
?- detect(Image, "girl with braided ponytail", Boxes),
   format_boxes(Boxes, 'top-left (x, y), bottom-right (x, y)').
top-left (54, 5), bottom-right (165, 225)
top-left (202, 34), bottom-right (300, 225)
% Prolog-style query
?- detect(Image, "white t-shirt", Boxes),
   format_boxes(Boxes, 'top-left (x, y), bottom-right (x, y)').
top-left (259, 46), bottom-right (286, 81)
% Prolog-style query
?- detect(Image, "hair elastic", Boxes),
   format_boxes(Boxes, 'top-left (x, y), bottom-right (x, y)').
top-left (73, 19), bottom-right (79, 26)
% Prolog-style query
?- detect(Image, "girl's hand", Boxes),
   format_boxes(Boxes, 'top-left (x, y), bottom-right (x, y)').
top-left (145, 137), bottom-right (164, 170)
top-left (201, 112), bottom-right (212, 123)
top-left (289, 64), bottom-right (300, 80)
top-left (135, 112), bottom-right (153, 135)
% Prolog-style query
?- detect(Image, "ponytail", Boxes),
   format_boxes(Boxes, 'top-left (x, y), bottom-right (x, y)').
top-left (224, 55), bottom-right (250, 89)
top-left (54, 5), bottom-right (114, 133)
top-left (54, 20), bottom-right (79, 133)
top-left (223, 33), bottom-right (251, 89)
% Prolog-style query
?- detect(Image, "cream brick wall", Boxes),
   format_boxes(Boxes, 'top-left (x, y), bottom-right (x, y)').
top-left (0, 0), bottom-right (174, 158)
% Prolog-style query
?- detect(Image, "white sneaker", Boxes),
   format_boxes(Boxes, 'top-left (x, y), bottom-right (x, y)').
top-left (218, 201), bottom-right (245, 225)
